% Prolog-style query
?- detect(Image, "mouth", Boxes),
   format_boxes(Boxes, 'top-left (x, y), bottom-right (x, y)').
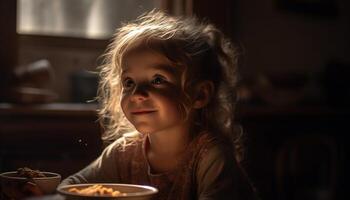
top-left (131, 110), bottom-right (157, 115)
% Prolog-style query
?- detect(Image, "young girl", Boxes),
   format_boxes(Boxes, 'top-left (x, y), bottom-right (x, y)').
top-left (60, 10), bottom-right (258, 200)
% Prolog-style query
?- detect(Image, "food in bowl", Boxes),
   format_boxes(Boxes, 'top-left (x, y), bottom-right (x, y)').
top-left (68, 184), bottom-right (126, 197)
top-left (16, 167), bottom-right (46, 178)
top-left (0, 168), bottom-right (61, 195)
top-left (58, 183), bottom-right (158, 199)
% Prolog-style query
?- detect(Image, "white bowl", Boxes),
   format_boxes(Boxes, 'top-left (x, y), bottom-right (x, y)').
top-left (57, 183), bottom-right (158, 200)
top-left (0, 171), bottom-right (61, 194)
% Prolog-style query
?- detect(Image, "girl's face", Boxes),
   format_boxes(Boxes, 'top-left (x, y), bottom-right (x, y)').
top-left (120, 50), bottom-right (187, 134)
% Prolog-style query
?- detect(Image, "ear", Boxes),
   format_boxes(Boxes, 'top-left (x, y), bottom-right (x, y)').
top-left (193, 81), bottom-right (214, 109)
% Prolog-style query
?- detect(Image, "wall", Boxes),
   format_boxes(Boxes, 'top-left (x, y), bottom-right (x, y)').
top-left (235, 0), bottom-right (349, 76)
top-left (232, 1), bottom-right (349, 199)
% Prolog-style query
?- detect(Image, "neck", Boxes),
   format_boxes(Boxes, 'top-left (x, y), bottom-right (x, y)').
top-left (146, 110), bottom-right (201, 156)
top-left (145, 123), bottom-right (193, 173)
top-left (147, 123), bottom-right (191, 157)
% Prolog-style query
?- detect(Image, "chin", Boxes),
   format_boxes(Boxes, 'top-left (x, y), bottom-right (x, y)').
top-left (133, 124), bottom-right (156, 134)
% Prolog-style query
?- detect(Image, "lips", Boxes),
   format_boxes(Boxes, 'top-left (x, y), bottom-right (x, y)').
top-left (131, 110), bottom-right (157, 115)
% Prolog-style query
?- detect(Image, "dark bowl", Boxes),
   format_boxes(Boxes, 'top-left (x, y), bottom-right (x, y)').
top-left (0, 171), bottom-right (61, 194)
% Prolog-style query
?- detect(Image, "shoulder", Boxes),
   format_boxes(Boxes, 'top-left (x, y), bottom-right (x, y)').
top-left (194, 132), bottom-right (235, 162)
top-left (194, 133), bottom-right (260, 200)
top-left (196, 133), bottom-right (236, 166)
top-left (192, 133), bottom-right (239, 198)
top-left (191, 132), bottom-right (237, 179)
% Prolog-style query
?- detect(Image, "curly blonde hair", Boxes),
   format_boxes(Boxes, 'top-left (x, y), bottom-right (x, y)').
top-left (97, 10), bottom-right (243, 161)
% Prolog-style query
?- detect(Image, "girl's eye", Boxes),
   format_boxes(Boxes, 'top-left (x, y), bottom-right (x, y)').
top-left (151, 76), bottom-right (167, 85)
top-left (122, 78), bottom-right (135, 89)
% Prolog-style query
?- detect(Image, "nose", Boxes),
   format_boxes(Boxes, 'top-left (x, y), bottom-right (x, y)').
top-left (130, 84), bottom-right (149, 102)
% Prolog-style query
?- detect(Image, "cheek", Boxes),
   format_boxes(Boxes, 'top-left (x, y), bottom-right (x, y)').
top-left (155, 93), bottom-right (185, 118)
top-left (159, 86), bottom-right (185, 100)
top-left (160, 87), bottom-right (190, 111)
top-left (120, 94), bottom-right (129, 115)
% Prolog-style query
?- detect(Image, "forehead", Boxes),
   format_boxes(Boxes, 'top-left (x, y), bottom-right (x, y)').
top-left (122, 50), bottom-right (180, 74)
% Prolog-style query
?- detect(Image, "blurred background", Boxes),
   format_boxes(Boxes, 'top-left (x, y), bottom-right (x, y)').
top-left (0, 0), bottom-right (349, 200)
